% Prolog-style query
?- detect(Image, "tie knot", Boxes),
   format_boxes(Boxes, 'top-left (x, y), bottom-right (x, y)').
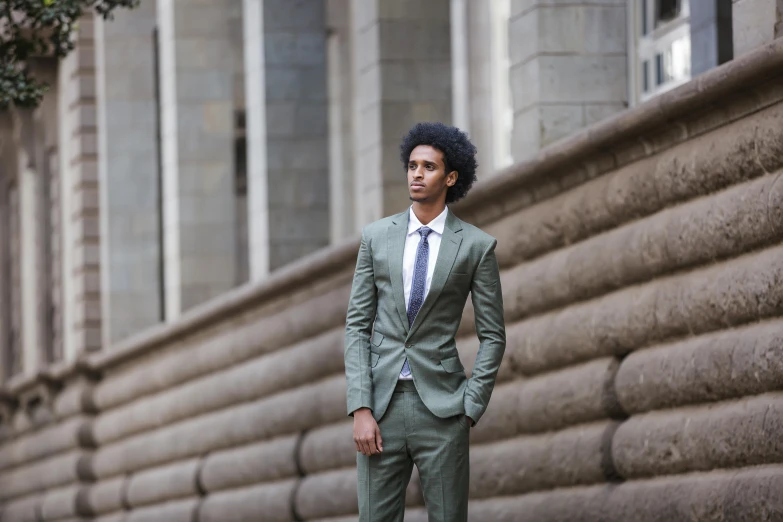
top-left (418, 226), bottom-right (432, 238)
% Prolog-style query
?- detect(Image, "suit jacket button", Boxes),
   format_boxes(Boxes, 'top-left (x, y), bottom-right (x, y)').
top-left (405, 342), bottom-right (412, 348)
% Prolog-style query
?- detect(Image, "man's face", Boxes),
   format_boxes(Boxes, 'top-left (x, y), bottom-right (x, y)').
top-left (407, 145), bottom-right (457, 204)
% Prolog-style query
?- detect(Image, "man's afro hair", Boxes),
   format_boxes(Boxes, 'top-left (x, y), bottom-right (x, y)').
top-left (399, 122), bottom-right (478, 204)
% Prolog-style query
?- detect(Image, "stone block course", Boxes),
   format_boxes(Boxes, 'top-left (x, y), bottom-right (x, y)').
top-left (505, 241), bottom-right (783, 376)
top-left (200, 435), bottom-right (298, 493)
top-left (85, 476), bottom-right (126, 516)
top-left (92, 285), bottom-right (348, 413)
top-left (471, 357), bottom-right (622, 444)
top-left (0, 415), bottom-right (93, 471)
top-left (466, 465), bottom-right (783, 521)
top-left (613, 393), bottom-right (783, 479)
top-left (125, 458), bottom-right (200, 508)
top-left (123, 497), bottom-right (198, 522)
top-left (0, 449), bottom-right (93, 502)
top-left (470, 420), bottom-right (617, 498)
top-left (92, 376), bottom-right (345, 479)
top-left (92, 323), bottom-right (345, 447)
top-left (198, 480), bottom-right (295, 522)
top-left (40, 485), bottom-right (91, 520)
top-left (616, 317), bottom-right (783, 414)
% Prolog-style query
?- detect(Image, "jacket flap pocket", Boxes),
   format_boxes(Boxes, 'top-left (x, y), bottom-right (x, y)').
top-left (371, 330), bottom-right (384, 347)
top-left (440, 355), bottom-right (464, 373)
top-left (370, 351), bottom-right (380, 367)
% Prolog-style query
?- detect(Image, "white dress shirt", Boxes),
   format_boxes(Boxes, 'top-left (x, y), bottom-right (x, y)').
top-left (399, 206), bottom-right (449, 379)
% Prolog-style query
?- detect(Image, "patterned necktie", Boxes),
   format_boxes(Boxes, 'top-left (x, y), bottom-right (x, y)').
top-left (401, 226), bottom-right (432, 377)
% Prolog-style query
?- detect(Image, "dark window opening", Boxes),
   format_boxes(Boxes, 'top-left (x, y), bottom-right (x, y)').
top-left (655, 0), bottom-right (682, 27)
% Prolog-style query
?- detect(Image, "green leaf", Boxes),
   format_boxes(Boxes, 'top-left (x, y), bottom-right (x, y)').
top-left (1, 0), bottom-right (139, 108)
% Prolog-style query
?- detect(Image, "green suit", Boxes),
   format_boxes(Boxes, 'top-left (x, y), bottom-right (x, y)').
top-left (345, 208), bottom-right (506, 521)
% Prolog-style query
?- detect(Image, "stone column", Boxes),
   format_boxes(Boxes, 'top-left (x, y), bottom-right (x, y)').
top-left (0, 117), bottom-right (23, 379)
top-left (244, 0), bottom-right (331, 277)
top-left (95, 0), bottom-right (162, 344)
top-left (327, 0), bottom-right (356, 243)
top-left (732, 0), bottom-right (783, 57)
top-left (0, 116), bottom-right (11, 381)
top-left (509, 0), bottom-right (628, 162)
top-left (58, 15), bottom-right (103, 359)
top-left (456, 0), bottom-right (514, 178)
top-left (158, 0), bottom-right (238, 319)
top-left (11, 109), bottom-right (44, 376)
top-left (351, 0), bottom-right (453, 226)
top-left (33, 62), bottom-right (64, 364)
top-left (19, 165), bottom-right (41, 375)
top-left (0, 174), bottom-right (5, 382)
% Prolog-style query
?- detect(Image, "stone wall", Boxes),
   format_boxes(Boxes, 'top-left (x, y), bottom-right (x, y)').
top-left (1, 39), bottom-right (783, 522)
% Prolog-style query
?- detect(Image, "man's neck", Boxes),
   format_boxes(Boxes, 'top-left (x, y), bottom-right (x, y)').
top-left (411, 201), bottom-right (446, 226)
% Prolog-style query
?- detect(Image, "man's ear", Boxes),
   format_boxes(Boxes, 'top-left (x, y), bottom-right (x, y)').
top-left (447, 170), bottom-right (459, 187)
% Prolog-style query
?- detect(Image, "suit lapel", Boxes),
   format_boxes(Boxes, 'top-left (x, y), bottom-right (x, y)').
top-left (387, 211), bottom-right (410, 334)
top-left (407, 211), bottom-right (463, 340)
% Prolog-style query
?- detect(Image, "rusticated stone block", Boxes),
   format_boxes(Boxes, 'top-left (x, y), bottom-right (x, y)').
top-left (616, 317), bottom-right (783, 414)
top-left (471, 358), bottom-right (622, 444)
top-left (0, 493), bottom-right (42, 522)
top-left (93, 327), bottom-right (344, 446)
top-left (92, 514), bottom-right (126, 522)
top-left (124, 498), bottom-right (198, 522)
top-left (40, 485), bottom-right (91, 519)
top-left (93, 284), bottom-right (350, 412)
top-left (0, 415), bottom-right (93, 471)
top-left (92, 376), bottom-right (345, 479)
top-left (499, 171), bottom-right (783, 325)
top-left (485, 102), bottom-right (783, 269)
top-left (53, 379), bottom-right (97, 420)
top-left (85, 476), bottom-right (126, 515)
top-left (471, 420), bottom-right (617, 499)
top-left (508, 242), bottom-right (783, 375)
top-left (0, 450), bottom-right (93, 502)
top-left (198, 479), bottom-right (295, 522)
top-left (466, 464), bottom-right (783, 521)
top-left (293, 467), bottom-right (423, 520)
top-left (298, 420), bottom-right (354, 475)
top-left (200, 435), bottom-right (298, 493)
top-left (613, 393), bottom-right (783, 480)
top-left (306, 517), bottom-right (359, 522)
top-left (125, 458), bottom-right (199, 508)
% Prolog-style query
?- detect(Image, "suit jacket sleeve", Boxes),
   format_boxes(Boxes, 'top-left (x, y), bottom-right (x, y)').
top-left (464, 238), bottom-right (506, 425)
top-left (344, 229), bottom-right (378, 416)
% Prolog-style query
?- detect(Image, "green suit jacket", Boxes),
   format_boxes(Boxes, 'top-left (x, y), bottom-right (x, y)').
top-left (344, 208), bottom-right (506, 425)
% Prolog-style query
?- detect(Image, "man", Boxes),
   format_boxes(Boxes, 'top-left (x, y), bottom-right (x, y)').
top-left (344, 122), bottom-right (506, 521)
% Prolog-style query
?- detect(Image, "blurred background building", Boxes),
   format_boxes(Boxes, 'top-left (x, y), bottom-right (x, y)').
top-left (1, 0), bottom-right (783, 520)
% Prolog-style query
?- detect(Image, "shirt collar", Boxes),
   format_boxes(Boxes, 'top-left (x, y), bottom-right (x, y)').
top-left (408, 206), bottom-right (448, 236)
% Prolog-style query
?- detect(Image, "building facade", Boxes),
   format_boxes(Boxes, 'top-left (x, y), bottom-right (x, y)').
top-left (1, 1), bottom-right (783, 521)
top-left (3, 0), bottom-right (771, 376)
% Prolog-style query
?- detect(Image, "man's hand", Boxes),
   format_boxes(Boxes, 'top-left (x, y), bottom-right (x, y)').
top-left (353, 408), bottom-right (383, 456)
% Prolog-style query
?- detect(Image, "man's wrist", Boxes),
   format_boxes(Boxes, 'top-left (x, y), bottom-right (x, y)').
top-left (353, 407), bottom-right (373, 417)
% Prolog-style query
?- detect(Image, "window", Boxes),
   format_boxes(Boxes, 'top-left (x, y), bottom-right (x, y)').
top-left (628, 0), bottom-right (691, 105)
top-left (655, 0), bottom-right (682, 25)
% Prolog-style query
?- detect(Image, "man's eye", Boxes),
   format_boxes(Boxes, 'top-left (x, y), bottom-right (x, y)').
top-left (426, 165), bottom-right (434, 170)
top-left (408, 164), bottom-right (416, 169)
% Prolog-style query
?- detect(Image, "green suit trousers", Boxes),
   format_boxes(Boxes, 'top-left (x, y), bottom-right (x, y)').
top-left (357, 380), bottom-right (470, 521)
